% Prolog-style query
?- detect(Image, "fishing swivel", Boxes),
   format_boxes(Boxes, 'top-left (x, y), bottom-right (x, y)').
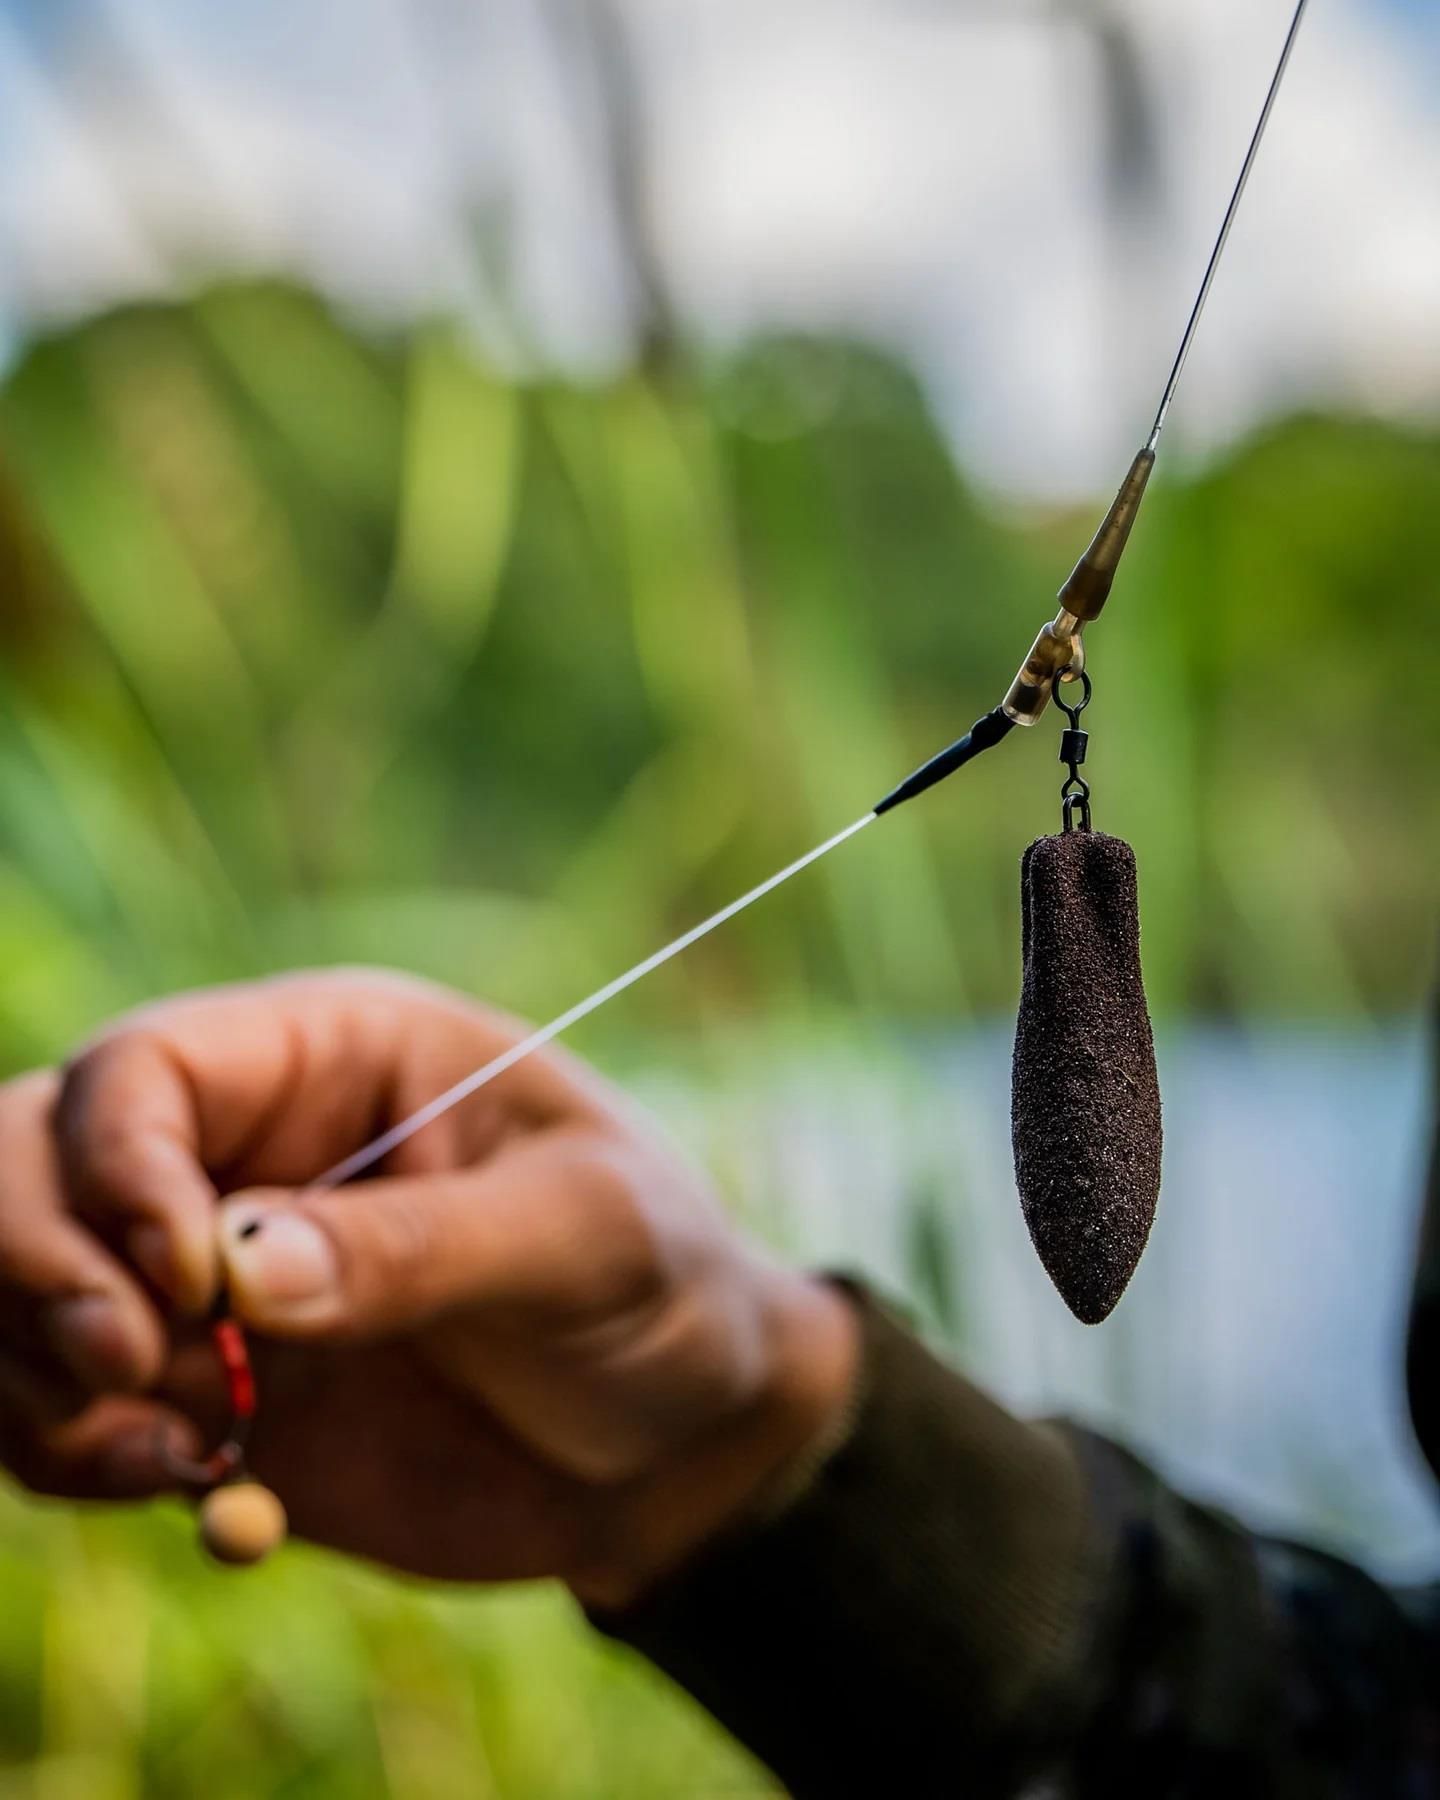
top-left (1056, 667), bottom-right (1093, 832)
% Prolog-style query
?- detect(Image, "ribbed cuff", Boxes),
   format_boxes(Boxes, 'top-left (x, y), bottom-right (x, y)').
top-left (592, 1285), bottom-right (1094, 1799)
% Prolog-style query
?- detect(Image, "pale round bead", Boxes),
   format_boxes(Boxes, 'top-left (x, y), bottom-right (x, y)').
top-left (198, 1482), bottom-right (288, 1565)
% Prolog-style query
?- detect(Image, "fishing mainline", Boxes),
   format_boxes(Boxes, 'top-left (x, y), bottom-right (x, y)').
top-left (1147, 0), bottom-right (1311, 454)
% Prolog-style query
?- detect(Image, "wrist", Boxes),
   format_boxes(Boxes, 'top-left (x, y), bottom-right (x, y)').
top-left (571, 1270), bottom-right (860, 1611)
top-left (739, 1268), bottom-right (861, 1520)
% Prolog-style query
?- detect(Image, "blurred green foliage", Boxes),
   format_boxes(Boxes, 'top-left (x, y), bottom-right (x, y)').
top-left (0, 1498), bottom-right (777, 1798)
top-left (0, 282), bottom-right (1436, 1792)
top-left (2, 283), bottom-right (1437, 1076)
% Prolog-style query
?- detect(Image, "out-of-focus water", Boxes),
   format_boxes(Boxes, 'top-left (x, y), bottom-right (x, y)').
top-left (644, 1021), bottom-right (1440, 1582)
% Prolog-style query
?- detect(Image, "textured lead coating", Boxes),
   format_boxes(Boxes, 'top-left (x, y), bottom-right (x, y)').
top-left (1012, 832), bottom-right (1162, 1323)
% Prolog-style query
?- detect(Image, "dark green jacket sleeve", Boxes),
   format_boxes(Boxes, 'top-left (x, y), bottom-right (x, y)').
top-left (597, 1291), bottom-right (1440, 1799)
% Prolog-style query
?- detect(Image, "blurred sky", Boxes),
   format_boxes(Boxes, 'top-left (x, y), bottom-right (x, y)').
top-left (1, 0), bottom-right (1438, 496)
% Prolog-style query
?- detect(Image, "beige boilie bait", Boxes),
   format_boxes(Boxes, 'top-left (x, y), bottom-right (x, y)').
top-left (199, 1481), bottom-right (289, 1566)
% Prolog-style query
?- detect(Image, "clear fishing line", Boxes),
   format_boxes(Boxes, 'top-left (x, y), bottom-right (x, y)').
top-left (313, 812), bottom-right (877, 1188)
top-left (1148, 0), bottom-right (1310, 452)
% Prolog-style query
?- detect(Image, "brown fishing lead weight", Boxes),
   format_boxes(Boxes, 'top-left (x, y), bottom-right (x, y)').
top-left (1011, 830), bottom-right (1163, 1323)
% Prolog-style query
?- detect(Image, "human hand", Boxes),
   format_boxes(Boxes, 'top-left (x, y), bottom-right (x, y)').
top-left (0, 972), bottom-right (856, 1604)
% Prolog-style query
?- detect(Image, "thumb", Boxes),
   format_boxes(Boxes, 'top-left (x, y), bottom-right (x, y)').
top-left (217, 1134), bottom-right (634, 1343)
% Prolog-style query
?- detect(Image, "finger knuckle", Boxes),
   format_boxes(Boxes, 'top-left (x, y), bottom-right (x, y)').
top-left (568, 1143), bottom-right (669, 1315)
top-left (57, 1039), bottom-right (124, 1138)
top-left (58, 1032), bottom-right (123, 1099)
top-left (364, 1196), bottom-right (442, 1286)
top-left (58, 1033), bottom-right (171, 1193)
top-left (75, 1121), bottom-right (148, 1205)
top-left (318, 1195), bottom-right (442, 1325)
